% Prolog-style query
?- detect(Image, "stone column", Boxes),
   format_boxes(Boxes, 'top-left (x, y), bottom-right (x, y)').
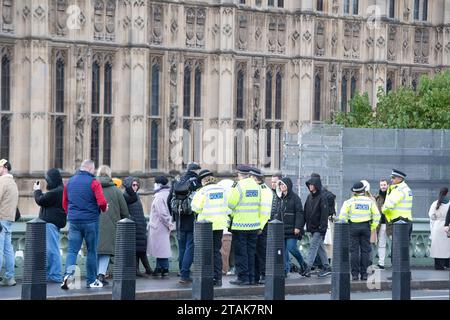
top-left (217, 55), bottom-right (234, 173)
top-left (128, 49), bottom-right (147, 172)
top-left (444, 1), bottom-right (450, 66)
top-left (299, 59), bottom-right (313, 122)
top-left (29, 39), bottom-right (50, 173)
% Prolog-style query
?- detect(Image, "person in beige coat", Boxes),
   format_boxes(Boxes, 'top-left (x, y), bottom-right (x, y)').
top-left (0, 159), bottom-right (19, 286)
top-left (428, 187), bottom-right (450, 270)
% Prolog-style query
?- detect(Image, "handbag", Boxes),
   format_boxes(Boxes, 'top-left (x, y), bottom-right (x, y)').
top-left (447, 229), bottom-right (450, 238)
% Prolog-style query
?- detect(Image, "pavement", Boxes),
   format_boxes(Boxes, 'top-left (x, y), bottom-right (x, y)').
top-left (0, 268), bottom-right (448, 300)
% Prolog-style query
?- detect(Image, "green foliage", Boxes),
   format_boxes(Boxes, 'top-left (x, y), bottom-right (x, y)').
top-left (332, 70), bottom-right (450, 129)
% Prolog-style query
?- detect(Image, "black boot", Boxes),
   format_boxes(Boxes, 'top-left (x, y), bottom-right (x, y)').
top-left (97, 274), bottom-right (109, 286)
top-left (152, 268), bottom-right (162, 277)
top-left (161, 269), bottom-right (169, 277)
top-left (141, 256), bottom-right (153, 275)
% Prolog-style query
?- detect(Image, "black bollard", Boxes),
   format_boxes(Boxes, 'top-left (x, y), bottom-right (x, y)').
top-left (392, 220), bottom-right (411, 300)
top-left (112, 218), bottom-right (136, 300)
top-left (21, 218), bottom-right (47, 300)
top-left (265, 220), bottom-right (285, 300)
top-left (331, 221), bottom-right (350, 300)
top-left (192, 220), bottom-right (214, 300)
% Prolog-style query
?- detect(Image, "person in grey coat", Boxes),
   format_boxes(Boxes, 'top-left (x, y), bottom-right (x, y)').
top-left (123, 176), bottom-right (153, 276)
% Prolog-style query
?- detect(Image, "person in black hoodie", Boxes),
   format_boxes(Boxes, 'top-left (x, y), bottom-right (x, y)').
top-left (272, 177), bottom-right (308, 276)
top-left (302, 176), bottom-right (332, 277)
top-left (167, 162), bottom-right (202, 283)
top-left (33, 168), bottom-right (67, 283)
top-left (123, 177), bottom-right (153, 277)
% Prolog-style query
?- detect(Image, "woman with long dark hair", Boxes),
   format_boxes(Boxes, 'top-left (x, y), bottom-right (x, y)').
top-left (428, 187), bottom-right (450, 270)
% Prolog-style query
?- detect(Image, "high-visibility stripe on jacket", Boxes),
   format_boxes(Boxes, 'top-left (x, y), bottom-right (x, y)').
top-left (227, 177), bottom-right (262, 231)
top-left (382, 181), bottom-right (413, 223)
top-left (191, 183), bottom-right (230, 231)
top-left (259, 183), bottom-right (273, 230)
top-left (339, 194), bottom-right (381, 231)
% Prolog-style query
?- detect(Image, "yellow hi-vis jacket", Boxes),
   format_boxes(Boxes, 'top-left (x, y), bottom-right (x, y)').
top-left (259, 183), bottom-right (273, 230)
top-left (191, 183), bottom-right (230, 231)
top-left (338, 194), bottom-right (381, 231)
top-left (382, 181), bottom-right (413, 223)
top-left (227, 177), bottom-right (262, 231)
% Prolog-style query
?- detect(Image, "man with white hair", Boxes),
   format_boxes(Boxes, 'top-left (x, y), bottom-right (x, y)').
top-left (61, 159), bottom-right (108, 289)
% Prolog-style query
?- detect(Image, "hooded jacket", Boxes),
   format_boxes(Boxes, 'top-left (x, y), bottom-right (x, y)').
top-left (34, 168), bottom-right (66, 229)
top-left (271, 177), bottom-right (305, 239)
top-left (303, 176), bottom-right (329, 234)
top-left (123, 176), bottom-right (148, 253)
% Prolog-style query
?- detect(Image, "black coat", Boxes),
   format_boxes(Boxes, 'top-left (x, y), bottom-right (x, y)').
top-left (302, 176), bottom-right (329, 235)
top-left (34, 168), bottom-right (66, 229)
top-left (271, 177), bottom-right (305, 239)
top-left (167, 171), bottom-right (201, 232)
top-left (123, 177), bottom-right (148, 253)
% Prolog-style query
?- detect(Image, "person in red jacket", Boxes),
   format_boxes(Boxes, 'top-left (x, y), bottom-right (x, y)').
top-left (61, 159), bottom-right (108, 289)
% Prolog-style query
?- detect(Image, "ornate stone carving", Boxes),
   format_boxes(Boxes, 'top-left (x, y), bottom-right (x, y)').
top-left (150, 4), bottom-right (163, 44)
top-left (237, 14), bottom-right (248, 50)
top-left (329, 63), bottom-right (338, 112)
top-left (387, 25), bottom-right (397, 61)
top-left (268, 16), bottom-right (277, 52)
top-left (343, 21), bottom-right (361, 59)
top-left (252, 69), bottom-right (261, 130)
top-left (414, 28), bottom-right (429, 64)
top-left (277, 17), bottom-right (286, 53)
top-left (302, 30), bottom-right (312, 42)
top-left (94, 0), bottom-right (116, 41)
top-left (196, 8), bottom-right (206, 48)
top-left (75, 53), bottom-right (87, 166)
top-left (53, 0), bottom-right (68, 36)
top-left (315, 20), bottom-right (325, 57)
top-left (186, 7), bottom-right (195, 47)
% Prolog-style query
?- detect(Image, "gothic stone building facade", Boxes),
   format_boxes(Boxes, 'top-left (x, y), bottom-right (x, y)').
top-left (0, 0), bottom-right (449, 213)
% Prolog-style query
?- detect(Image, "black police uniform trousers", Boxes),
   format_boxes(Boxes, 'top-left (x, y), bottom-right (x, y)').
top-left (233, 230), bottom-right (258, 283)
top-left (213, 230), bottom-right (224, 281)
top-left (255, 224), bottom-right (268, 282)
top-left (349, 221), bottom-right (371, 277)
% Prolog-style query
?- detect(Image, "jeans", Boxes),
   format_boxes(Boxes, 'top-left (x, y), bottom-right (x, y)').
top-left (350, 222), bottom-right (371, 277)
top-left (46, 223), bottom-right (62, 282)
top-left (233, 230), bottom-right (258, 283)
top-left (97, 254), bottom-right (110, 276)
top-left (156, 258), bottom-right (169, 270)
top-left (177, 230), bottom-right (194, 279)
top-left (306, 232), bottom-right (330, 269)
top-left (0, 221), bottom-right (15, 280)
top-left (213, 230), bottom-right (223, 281)
top-left (377, 224), bottom-right (387, 267)
top-left (64, 221), bottom-right (99, 286)
top-left (285, 238), bottom-right (305, 274)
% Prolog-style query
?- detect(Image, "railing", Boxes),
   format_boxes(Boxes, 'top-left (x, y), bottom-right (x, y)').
top-left (6, 217), bottom-right (432, 280)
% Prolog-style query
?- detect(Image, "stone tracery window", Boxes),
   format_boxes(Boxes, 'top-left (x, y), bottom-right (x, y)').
top-left (264, 66), bottom-right (284, 169)
top-left (90, 54), bottom-right (115, 167)
top-left (314, 71), bottom-right (322, 121)
top-left (52, 53), bottom-right (66, 169)
top-left (182, 60), bottom-right (203, 168)
top-left (149, 58), bottom-right (162, 170)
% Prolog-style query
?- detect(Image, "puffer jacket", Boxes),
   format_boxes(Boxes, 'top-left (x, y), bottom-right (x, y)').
top-left (123, 177), bottom-right (148, 253)
top-left (271, 177), bottom-right (305, 239)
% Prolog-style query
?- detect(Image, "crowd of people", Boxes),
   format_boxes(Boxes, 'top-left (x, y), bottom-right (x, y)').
top-left (0, 158), bottom-right (449, 289)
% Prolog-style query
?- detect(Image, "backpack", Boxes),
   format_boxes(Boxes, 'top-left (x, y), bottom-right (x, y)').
top-left (170, 178), bottom-right (195, 216)
top-left (322, 188), bottom-right (336, 217)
